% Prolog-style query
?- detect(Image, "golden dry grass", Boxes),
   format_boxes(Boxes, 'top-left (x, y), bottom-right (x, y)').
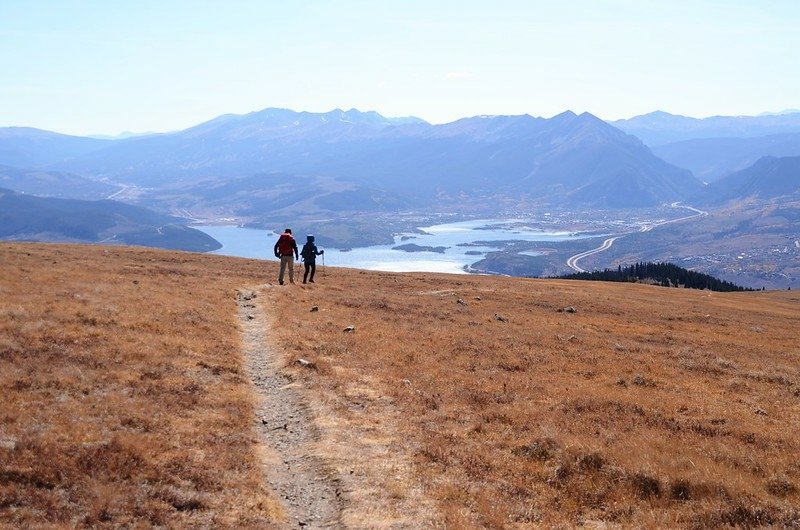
top-left (270, 268), bottom-right (800, 528)
top-left (0, 243), bottom-right (282, 527)
top-left (2, 242), bottom-right (799, 528)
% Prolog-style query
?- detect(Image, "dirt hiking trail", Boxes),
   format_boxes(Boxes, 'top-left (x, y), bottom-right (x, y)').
top-left (237, 286), bottom-right (342, 529)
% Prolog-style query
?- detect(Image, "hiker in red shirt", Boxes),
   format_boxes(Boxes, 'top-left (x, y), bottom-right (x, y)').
top-left (273, 228), bottom-right (299, 285)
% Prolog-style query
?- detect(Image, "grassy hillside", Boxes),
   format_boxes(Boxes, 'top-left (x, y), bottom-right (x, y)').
top-left (2, 243), bottom-right (799, 527)
top-left (272, 265), bottom-right (800, 527)
top-left (0, 244), bottom-right (280, 527)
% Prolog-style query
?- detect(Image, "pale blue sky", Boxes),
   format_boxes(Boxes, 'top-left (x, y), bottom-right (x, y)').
top-left (1, 0), bottom-right (798, 135)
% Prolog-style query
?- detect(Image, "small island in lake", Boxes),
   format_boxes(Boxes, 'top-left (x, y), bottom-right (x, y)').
top-left (393, 243), bottom-right (448, 254)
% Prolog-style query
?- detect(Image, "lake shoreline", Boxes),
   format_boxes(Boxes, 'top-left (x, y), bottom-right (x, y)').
top-left (194, 219), bottom-right (594, 275)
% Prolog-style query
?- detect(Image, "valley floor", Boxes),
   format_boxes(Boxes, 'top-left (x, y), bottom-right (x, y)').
top-left (1, 243), bottom-right (799, 528)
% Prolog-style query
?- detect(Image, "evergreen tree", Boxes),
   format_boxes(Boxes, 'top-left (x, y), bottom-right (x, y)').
top-left (557, 262), bottom-right (753, 292)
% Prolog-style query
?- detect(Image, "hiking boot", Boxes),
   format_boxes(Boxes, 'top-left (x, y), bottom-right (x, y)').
top-left (309, 279), bottom-right (315, 283)
top-left (279, 280), bottom-right (284, 285)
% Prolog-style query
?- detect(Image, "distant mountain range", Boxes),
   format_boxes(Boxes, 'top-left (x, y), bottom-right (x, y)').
top-left (652, 133), bottom-right (800, 182)
top-left (611, 111), bottom-right (800, 188)
top-left (0, 127), bottom-right (111, 169)
top-left (0, 164), bottom-right (118, 199)
top-left (695, 155), bottom-right (800, 205)
top-left (2, 106), bottom-right (798, 254)
top-left (758, 109), bottom-right (800, 116)
top-left (0, 187), bottom-right (220, 252)
top-left (612, 110), bottom-right (800, 146)
top-left (87, 131), bottom-right (160, 140)
top-left (0, 108), bottom-right (701, 210)
top-left (1, 106), bottom-right (798, 288)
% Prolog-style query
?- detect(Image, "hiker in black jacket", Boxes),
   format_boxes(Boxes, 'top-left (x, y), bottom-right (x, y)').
top-left (300, 234), bottom-right (324, 284)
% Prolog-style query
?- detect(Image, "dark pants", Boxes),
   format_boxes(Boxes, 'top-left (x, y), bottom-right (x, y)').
top-left (303, 261), bottom-right (316, 283)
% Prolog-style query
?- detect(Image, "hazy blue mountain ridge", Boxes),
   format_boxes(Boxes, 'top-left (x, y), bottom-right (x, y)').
top-left (0, 127), bottom-right (111, 168)
top-left (7, 107), bottom-right (701, 210)
top-left (0, 165), bottom-right (119, 199)
top-left (521, 112), bottom-right (700, 205)
top-left (652, 133), bottom-right (800, 182)
top-left (612, 110), bottom-right (800, 145)
top-left (0, 187), bottom-right (221, 251)
top-left (694, 155), bottom-right (800, 205)
top-left (54, 109), bottom-right (427, 186)
top-left (276, 110), bottom-right (698, 206)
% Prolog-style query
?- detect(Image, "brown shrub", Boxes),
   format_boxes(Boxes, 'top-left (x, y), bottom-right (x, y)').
top-left (511, 438), bottom-right (559, 461)
top-left (697, 503), bottom-right (776, 528)
top-left (576, 451), bottom-right (605, 472)
top-left (670, 478), bottom-right (692, 501)
top-left (766, 476), bottom-right (797, 497)
top-left (629, 472), bottom-right (661, 499)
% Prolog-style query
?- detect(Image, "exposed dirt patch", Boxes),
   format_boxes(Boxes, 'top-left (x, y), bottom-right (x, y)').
top-left (237, 286), bottom-right (342, 528)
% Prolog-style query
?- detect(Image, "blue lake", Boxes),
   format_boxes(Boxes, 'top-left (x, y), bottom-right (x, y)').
top-left (196, 219), bottom-right (589, 274)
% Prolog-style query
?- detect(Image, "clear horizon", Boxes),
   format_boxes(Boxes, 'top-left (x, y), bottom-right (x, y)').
top-left (2, 1), bottom-right (798, 136)
top-left (5, 105), bottom-right (800, 139)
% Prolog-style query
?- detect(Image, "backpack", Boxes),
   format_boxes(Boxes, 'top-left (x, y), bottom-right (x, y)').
top-left (277, 233), bottom-right (294, 255)
top-left (301, 242), bottom-right (315, 261)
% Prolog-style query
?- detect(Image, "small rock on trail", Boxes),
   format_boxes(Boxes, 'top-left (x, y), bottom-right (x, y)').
top-left (295, 358), bottom-right (316, 369)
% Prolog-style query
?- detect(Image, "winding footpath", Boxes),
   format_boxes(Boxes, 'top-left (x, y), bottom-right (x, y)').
top-left (236, 287), bottom-right (343, 529)
top-left (566, 203), bottom-right (708, 273)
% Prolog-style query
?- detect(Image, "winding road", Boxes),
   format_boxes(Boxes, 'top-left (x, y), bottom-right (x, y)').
top-left (566, 236), bottom-right (622, 273)
top-left (566, 203), bottom-right (708, 273)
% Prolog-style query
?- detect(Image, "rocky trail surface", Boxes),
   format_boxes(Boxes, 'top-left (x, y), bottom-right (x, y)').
top-left (237, 287), bottom-right (342, 529)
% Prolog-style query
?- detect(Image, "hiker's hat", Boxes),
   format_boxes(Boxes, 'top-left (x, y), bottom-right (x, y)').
top-left (307, 234), bottom-right (314, 242)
